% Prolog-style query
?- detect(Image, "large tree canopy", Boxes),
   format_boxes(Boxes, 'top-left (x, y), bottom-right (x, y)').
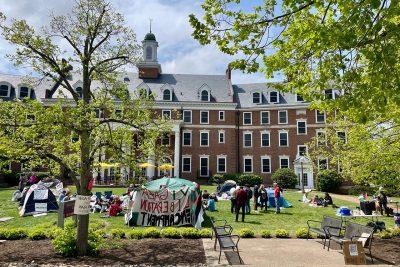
top-left (190, 0), bottom-right (400, 122)
top-left (0, 0), bottom-right (170, 255)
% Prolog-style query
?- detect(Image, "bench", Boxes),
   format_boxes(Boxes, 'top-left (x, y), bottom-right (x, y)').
top-left (307, 216), bottom-right (342, 249)
top-left (326, 221), bottom-right (374, 262)
top-left (210, 218), bottom-right (242, 263)
top-left (211, 219), bottom-right (233, 250)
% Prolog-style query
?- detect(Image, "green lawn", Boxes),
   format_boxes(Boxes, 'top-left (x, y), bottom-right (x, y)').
top-left (0, 186), bottom-right (396, 236)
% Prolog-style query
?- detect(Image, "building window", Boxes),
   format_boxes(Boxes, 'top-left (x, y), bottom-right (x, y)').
top-left (75, 87), bottom-right (83, 98)
top-left (200, 111), bottom-right (209, 124)
top-left (115, 109), bottom-right (122, 117)
top-left (260, 111), bottom-right (270, 124)
top-left (316, 110), bottom-right (326, 123)
top-left (325, 89), bottom-right (334, 100)
top-left (279, 131), bottom-right (288, 147)
top-left (280, 156), bottom-right (289, 169)
top-left (261, 132), bottom-right (270, 147)
top-left (261, 157), bottom-right (271, 173)
top-left (301, 173), bottom-right (309, 187)
top-left (243, 132), bottom-right (252, 147)
top-left (0, 84), bottom-right (10, 97)
top-left (94, 109), bottom-right (102, 119)
top-left (183, 110), bottom-right (192, 123)
top-left (337, 131), bottom-right (347, 143)
top-left (218, 111), bottom-right (225, 121)
top-left (183, 131), bottom-right (192, 146)
top-left (19, 86), bottom-right (30, 99)
top-left (201, 90), bottom-right (210, 101)
top-left (317, 130), bottom-right (326, 146)
top-left (162, 110), bottom-right (171, 119)
top-left (296, 94), bottom-right (304, 102)
top-left (318, 158), bottom-right (328, 170)
top-left (243, 112), bottom-right (252, 125)
top-left (217, 156), bottom-right (226, 173)
top-left (162, 134), bottom-right (170, 146)
top-left (200, 131), bottom-right (209, 147)
top-left (298, 145), bottom-right (307, 156)
top-left (182, 157), bottom-right (191, 172)
top-left (252, 92), bottom-right (261, 104)
top-left (199, 156), bottom-right (209, 177)
top-left (163, 89), bottom-right (172, 101)
top-left (243, 157), bottom-right (253, 173)
top-left (278, 110), bottom-right (288, 124)
top-left (297, 120), bottom-right (307, 134)
top-left (270, 91), bottom-right (279, 103)
top-left (146, 46), bottom-right (153, 60)
top-left (218, 131), bottom-right (225, 144)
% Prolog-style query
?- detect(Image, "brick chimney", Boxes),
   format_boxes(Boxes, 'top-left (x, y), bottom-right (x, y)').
top-left (226, 64), bottom-right (231, 80)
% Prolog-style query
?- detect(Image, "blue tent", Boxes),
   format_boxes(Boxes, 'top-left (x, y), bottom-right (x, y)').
top-left (263, 189), bottom-right (292, 208)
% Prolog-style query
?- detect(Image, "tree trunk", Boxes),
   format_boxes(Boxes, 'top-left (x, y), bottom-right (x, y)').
top-left (76, 214), bottom-right (89, 255)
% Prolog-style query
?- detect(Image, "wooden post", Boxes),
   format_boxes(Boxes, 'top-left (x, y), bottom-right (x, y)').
top-left (58, 201), bottom-right (65, 228)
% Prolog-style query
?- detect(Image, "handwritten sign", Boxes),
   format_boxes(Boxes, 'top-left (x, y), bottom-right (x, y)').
top-left (343, 241), bottom-right (366, 265)
top-left (56, 182), bottom-right (64, 193)
top-left (73, 195), bottom-right (91, 215)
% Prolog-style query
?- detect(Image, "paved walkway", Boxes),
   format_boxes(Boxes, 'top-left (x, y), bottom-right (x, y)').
top-left (330, 193), bottom-right (398, 210)
top-left (202, 238), bottom-right (389, 266)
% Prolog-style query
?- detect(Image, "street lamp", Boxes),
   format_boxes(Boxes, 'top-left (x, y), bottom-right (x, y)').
top-left (294, 156), bottom-right (308, 193)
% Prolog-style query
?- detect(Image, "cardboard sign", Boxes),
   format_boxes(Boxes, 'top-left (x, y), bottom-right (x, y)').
top-left (343, 241), bottom-right (366, 265)
top-left (35, 203), bottom-right (48, 212)
top-left (73, 195), bottom-right (91, 215)
top-left (34, 190), bottom-right (48, 200)
top-left (56, 182), bottom-right (64, 193)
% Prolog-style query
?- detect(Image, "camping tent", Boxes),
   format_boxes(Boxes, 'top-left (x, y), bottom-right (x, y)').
top-left (19, 182), bottom-right (59, 216)
top-left (218, 180), bottom-right (236, 194)
top-left (125, 177), bottom-right (203, 228)
top-left (265, 189), bottom-right (292, 208)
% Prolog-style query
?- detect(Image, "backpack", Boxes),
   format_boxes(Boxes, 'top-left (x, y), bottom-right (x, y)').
top-left (247, 188), bottom-right (253, 199)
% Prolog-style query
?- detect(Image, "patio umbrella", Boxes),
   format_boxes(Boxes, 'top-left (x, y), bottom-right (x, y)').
top-left (158, 164), bottom-right (174, 170)
top-left (138, 162), bottom-right (155, 168)
top-left (95, 162), bottom-right (120, 168)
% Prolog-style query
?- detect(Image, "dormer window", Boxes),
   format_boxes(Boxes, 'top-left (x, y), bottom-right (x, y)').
top-left (124, 77), bottom-right (130, 82)
top-left (325, 89), bottom-right (334, 100)
top-left (201, 90), bottom-right (210, 101)
top-left (75, 87), bottom-right (83, 98)
top-left (252, 92), bottom-right (261, 104)
top-left (19, 86), bottom-right (30, 99)
top-left (0, 84), bottom-right (11, 98)
top-left (163, 89), bottom-right (172, 101)
top-left (270, 91), bottom-right (279, 103)
top-left (296, 93), bottom-right (304, 102)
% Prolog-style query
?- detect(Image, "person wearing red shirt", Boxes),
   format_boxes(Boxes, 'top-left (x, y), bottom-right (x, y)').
top-left (109, 199), bottom-right (122, 217)
top-left (235, 186), bottom-right (247, 222)
top-left (273, 182), bottom-right (281, 214)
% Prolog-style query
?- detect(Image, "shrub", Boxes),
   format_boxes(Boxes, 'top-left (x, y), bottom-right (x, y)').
top-left (379, 230), bottom-right (392, 239)
top-left (391, 228), bottom-right (400, 237)
top-left (238, 228), bottom-right (255, 238)
top-left (46, 228), bottom-right (62, 239)
top-left (180, 228), bottom-right (200, 239)
top-left (260, 230), bottom-right (272, 238)
top-left (295, 228), bottom-right (313, 239)
top-left (161, 228), bottom-right (181, 239)
top-left (2, 228), bottom-right (28, 240)
top-left (87, 229), bottom-right (105, 255)
top-left (272, 168), bottom-right (298, 189)
top-left (142, 227), bottom-right (161, 238)
top-left (94, 229), bottom-right (107, 238)
top-left (110, 229), bottom-right (126, 239)
top-left (316, 170), bottom-right (343, 193)
top-left (223, 173), bottom-right (240, 182)
top-left (52, 227), bottom-right (77, 257)
top-left (347, 185), bottom-right (377, 196)
top-left (237, 174), bottom-right (262, 187)
top-left (28, 229), bottom-right (47, 240)
top-left (127, 229), bottom-right (144, 239)
top-left (199, 229), bottom-right (212, 238)
top-left (275, 229), bottom-right (290, 238)
top-left (211, 174), bottom-right (225, 185)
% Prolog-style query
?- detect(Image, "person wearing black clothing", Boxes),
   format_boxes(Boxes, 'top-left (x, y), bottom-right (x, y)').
top-left (245, 185), bottom-right (253, 214)
top-left (323, 192), bottom-right (333, 207)
top-left (253, 184), bottom-right (259, 211)
top-left (377, 188), bottom-right (389, 216)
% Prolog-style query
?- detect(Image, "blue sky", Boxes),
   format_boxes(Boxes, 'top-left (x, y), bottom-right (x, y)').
top-left (0, 0), bottom-right (269, 84)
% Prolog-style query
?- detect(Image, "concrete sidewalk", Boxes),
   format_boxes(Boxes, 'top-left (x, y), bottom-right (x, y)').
top-left (202, 238), bottom-right (390, 266)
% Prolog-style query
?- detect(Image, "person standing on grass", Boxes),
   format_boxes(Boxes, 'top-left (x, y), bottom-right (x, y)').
top-left (244, 184), bottom-right (252, 214)
top-left (253, 184), bottom-right (259, 212)
top-left (273, 182), bottom-right (281, 214)
top-left (230, 186), bottom-right (238, 213)
top-left (235, 186), bottom-right (247, 222)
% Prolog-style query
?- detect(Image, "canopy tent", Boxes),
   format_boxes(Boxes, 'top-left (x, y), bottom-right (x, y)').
top-left (158, 164), bottom-right (174, 170)
top-left (125, 177), bottom-right (204, 228)
top-left (19, 182), bottom-right (59, 216)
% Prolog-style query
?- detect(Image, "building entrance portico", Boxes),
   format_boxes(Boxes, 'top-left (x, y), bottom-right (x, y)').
top-left (293, 156), bottom-right (314, 190)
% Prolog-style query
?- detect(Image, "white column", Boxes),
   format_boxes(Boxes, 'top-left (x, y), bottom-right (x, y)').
top-left (147, 157), bottom-right (155, 180)
top-left (174, 129), bottom-right (180, 178)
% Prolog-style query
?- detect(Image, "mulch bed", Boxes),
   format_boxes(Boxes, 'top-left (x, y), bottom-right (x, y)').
top-left (371, 237), bottom-right (400, 265)
top-left (0, 239), bottom-right (206, 266)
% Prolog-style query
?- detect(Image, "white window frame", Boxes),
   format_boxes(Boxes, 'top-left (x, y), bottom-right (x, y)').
top-left (315, 110), bottom-right (326, 123)
top-left (199, 155), bottom-right (209, 177)
top-left (200, 90), bottom-right (210, 102)
top-left (182, 156), bottom-right (191, 173)
top-left (162, 109), bottom-right (172, 119)
top-left (261, 156), bottom-right (271, 173)
top-left (279, 130), bottom-right (289, 147)
top-left (324, 89), bottom-right (335, 100)
top-left (296, 93), bottom-right (304, 102)
top-left (218, 130), bottom-right (225, 144)
top-left (217, 155), bottom-right (227, 173)
top-left (200, 110), bottom-right (209, 124)
top-left (243, 112), bottom-right (252, 125)
top-left (243, 156), bottom-right (253, 173)
top-left (162, 89), bottom-right (172, 101)
top-left (183, 110), bottom-right (192, 124)
top-left (260, 131), bottom-right (270, 147)
top-left (297, 119), bottom-right (307, 135)
top-left (252, 92), bottom-right (261, 104)
top-left (218, 111), bottom-right (225, 121)
top-left (297, 145), bottom-right (308, 156)
top-left (269, 91), bottom-right (279, 103)
top-left (0, 83), bottom-right (11, 98)
top-left (182, 130), bottom-right (192, 147)
top-left (260, 111), bottom-right (270, 124)
top-left (18, 85), bottom-right (31, 99)
top-left (278, 110), bottom-right (288, 124)
top-left (243, 131), bottom-right (253, 148)
top-left (318, 157), bottom-right (329, 170)
top-left (316, 129), bottom-right (327, 146)
top-left (200, 130), bottom-right (209, 147)
top-left (337, 131), bottom-right (347, 143)
top-left (279, 155), bottom-right (290, 169)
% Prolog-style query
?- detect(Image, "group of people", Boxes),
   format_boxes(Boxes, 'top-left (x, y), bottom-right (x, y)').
top-left (302, 192), bottom-right (334, 207)
top-left (229, 183), bottom-right (282, 222)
